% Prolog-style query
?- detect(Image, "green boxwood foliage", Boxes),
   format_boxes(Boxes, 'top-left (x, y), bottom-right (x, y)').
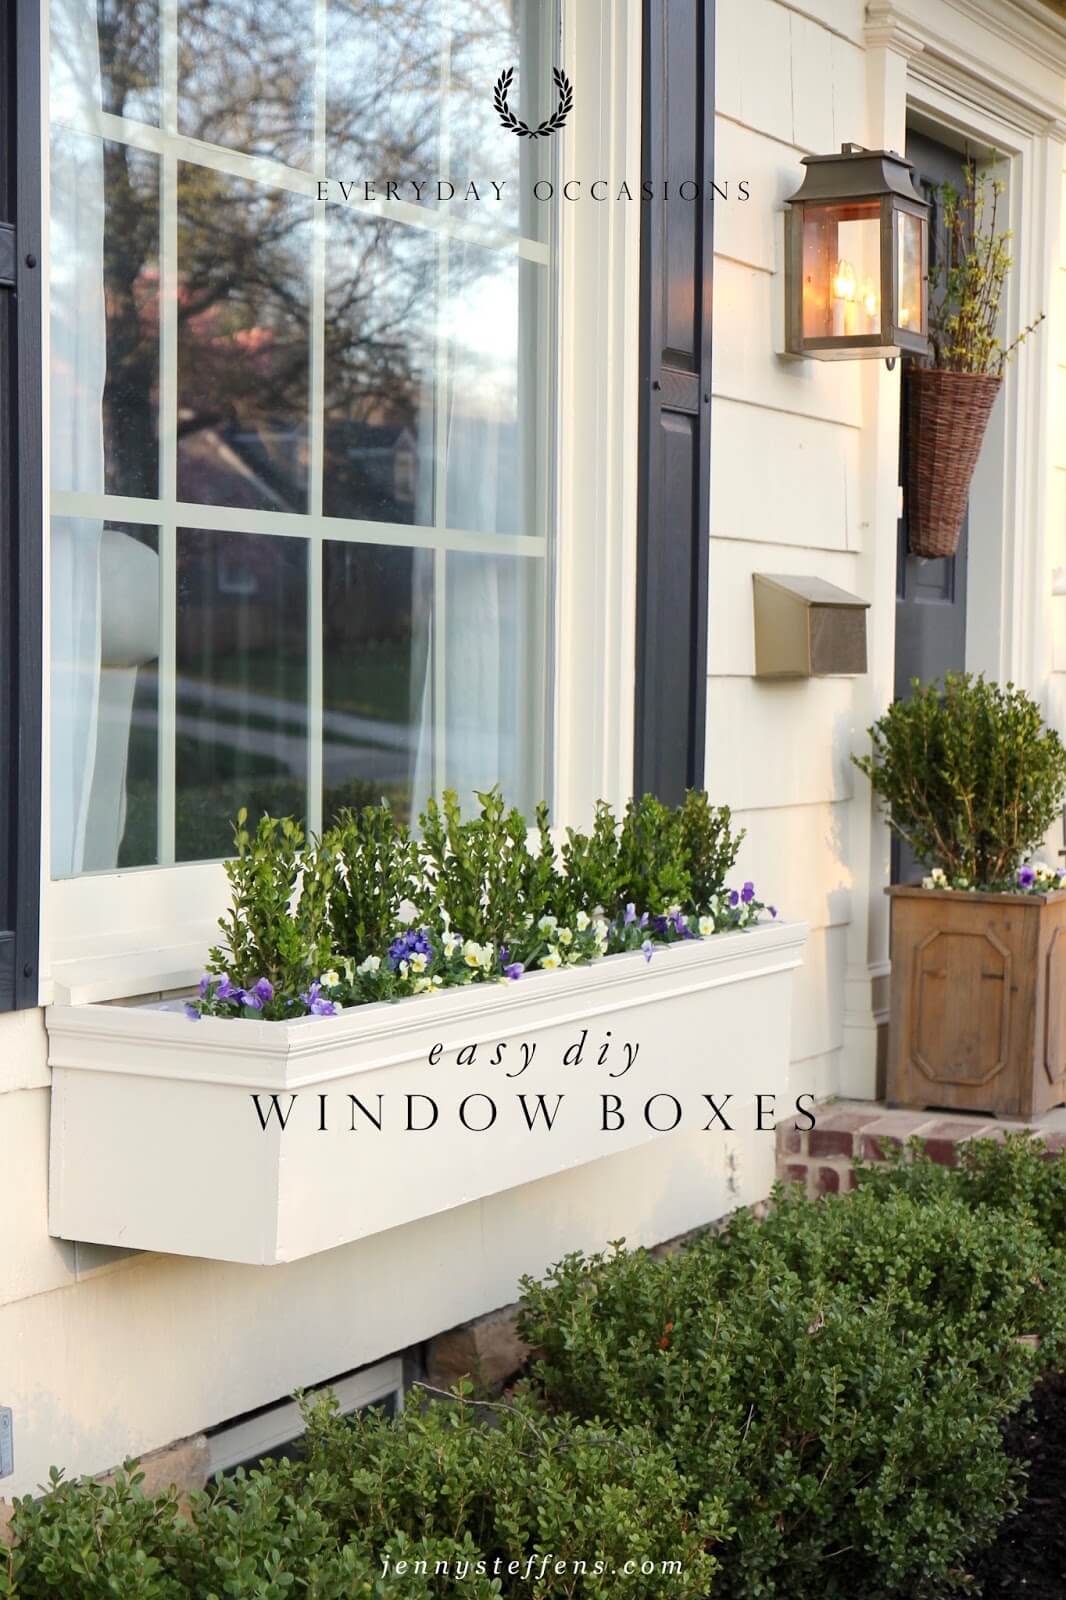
top-left (518, 1182), bottom-right (1066, 1599)
top-left (10, 1155), bottom-right (1061, 1598)
top-left (206, 786), bottom-right (747, 1007)
top-left (853, 672), bottom-right (1066, 885)
top-left (856, 1127), bottom-right (1066, 1252)
top-left (0, 1396), bottom-right (722, 1600)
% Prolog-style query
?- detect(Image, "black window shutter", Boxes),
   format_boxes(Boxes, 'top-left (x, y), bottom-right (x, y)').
top-left (0, 0), bottom-right (43, 1012)
top-left (634, 0), bottom-right (714, 805)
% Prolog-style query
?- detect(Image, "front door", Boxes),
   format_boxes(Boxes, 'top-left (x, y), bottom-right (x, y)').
top-left (892, 128), bottom-right (969, 884)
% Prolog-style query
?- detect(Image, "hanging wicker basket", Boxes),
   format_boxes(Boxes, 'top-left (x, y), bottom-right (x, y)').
top-left (905, 367), bottom-right (1002, 559)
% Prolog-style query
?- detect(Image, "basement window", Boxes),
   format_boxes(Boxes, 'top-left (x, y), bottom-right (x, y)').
top-left (206, 1356), bottom-right (404, 1478)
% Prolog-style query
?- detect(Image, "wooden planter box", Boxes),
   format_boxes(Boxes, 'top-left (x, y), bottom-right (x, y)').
top-left (887, 885), bottom-right (1066, 1117)
top-left (47, 919), bottom-right (807, 1264)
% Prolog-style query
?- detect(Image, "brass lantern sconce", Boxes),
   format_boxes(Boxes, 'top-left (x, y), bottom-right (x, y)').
top-left (785, 143), bottom-right (930, 363)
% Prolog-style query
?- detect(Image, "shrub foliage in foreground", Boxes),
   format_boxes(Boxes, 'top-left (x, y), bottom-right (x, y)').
top-left (519, 1168), bottom-right (1066, 1599)
top-left (5, 1139), bottom-right (1066, 1599)
top-left (0, 1395), bottom-right (721, 1600)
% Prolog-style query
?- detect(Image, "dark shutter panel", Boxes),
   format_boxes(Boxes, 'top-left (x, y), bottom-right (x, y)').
top-left (634, 0), bottom-right (714, 805)
top-left (0, 0), bottom-right (43, 1011)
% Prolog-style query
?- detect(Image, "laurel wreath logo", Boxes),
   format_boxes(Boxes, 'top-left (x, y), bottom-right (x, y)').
top-left (494, 65), bottom-right (573, 139)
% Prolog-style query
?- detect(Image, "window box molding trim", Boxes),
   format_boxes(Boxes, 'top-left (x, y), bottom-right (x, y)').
top-left (46, 918), bottom-right (807, 1264)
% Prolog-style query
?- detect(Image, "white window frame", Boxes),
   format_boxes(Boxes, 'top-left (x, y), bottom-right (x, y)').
top-left (206, 1356), bottom-right (404, 1477)
top-left (38, 0), bottom-right (643, 1005)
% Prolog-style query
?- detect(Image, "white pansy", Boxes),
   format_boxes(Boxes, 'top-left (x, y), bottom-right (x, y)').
top-left (538, 914), bottom-right (559, 935)
top-left (698, 915), bottom-right (715, 937)
top-left (559, 928), bottom-right (574, 946)
top-left (319, 969), bottom-right (340, 989)
top-left (356, 954), bottom-right (381, 975)
top-left (575, 910), bottom-right (590, 931)
top-left (463, 940), bottom-right (483, 968)
top-left (541, 948), bottom-right (562, 970)
top-left (409, 952), bottom-right (428, 973)
top-left (399, 959), bottom-right (410, 977)
top-left (922, 876), bottom-right (936, 890)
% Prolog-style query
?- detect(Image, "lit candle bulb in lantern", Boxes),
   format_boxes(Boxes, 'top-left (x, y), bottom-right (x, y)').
top-left (861, 278), bottom-right (878, 332)
top-left (831, 259), bottom-right (856, 337)
top-left (899, 304), bottom-right (911, 328)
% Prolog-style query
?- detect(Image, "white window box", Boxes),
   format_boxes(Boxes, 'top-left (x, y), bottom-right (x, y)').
top-left (47, 920), bottom-right (807, 1265)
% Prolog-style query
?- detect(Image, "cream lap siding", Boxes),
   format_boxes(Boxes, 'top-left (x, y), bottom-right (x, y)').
top-left (710, 0), bottom-right (870, 1101)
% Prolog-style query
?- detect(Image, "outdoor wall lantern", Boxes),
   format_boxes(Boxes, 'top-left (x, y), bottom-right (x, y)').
top-left (785, 143), bottom-right (930, 363)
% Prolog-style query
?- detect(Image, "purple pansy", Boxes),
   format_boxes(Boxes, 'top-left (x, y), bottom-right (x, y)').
top-left (388, 928), bottom-right (434, 971)
top-left (184, 1002), bottom-right (201, 1021)
top-left (504, 962), bottom-right (525, 981)
top-left (300, 980), bottom-right (338, 1017)
top-left (197, 973), bottom-right (212, 999)
top-left (215, 973), bottom-right (241, 1002)
top-left (768, 905), bottom-right (778, 919)
top-left (641, 939), bottom-right (654, 963)
top-left (1018, 865), bottom-right (1036, 889)
top-left (741, 881), bottom-right (755, 904)
top-left (728, 890), bottom-right (739, 908)
top-left (624, 903), bottom-right (638, 926)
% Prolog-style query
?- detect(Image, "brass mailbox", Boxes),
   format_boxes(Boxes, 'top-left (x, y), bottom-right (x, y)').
top-left (753, 574), bottom-right (869, 678)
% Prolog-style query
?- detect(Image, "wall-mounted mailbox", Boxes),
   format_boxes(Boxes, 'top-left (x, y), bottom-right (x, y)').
top-left (753, 574), bottom-right (870, 678)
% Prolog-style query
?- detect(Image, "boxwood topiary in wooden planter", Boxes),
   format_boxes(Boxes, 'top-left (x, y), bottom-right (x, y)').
top-left (855, 673), bottom-right (1066, 1116)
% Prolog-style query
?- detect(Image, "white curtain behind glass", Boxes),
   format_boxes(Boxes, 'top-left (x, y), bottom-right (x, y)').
top-left (49, 0), bottom-right (106, 876)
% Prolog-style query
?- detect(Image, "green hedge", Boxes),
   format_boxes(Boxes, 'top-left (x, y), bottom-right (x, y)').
top-left (4, 1138), bottom-right (1064, 1599)
top-left (0, 1396), bottom-right (721, 1600)
top-left (518, 1168), bottom-right (1066, 1599)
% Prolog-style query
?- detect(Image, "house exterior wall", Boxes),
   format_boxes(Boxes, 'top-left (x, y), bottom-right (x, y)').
top-left (4, 0), bottom-right (1066, 1505)
top-left (708, 0), bottom-right (1066, 1109)
top-left (0, 1000), bottom-right (779, 1497)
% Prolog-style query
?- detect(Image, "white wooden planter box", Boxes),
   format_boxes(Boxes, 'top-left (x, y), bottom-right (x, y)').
top-left (47, 920), bottom-right (807, 1265)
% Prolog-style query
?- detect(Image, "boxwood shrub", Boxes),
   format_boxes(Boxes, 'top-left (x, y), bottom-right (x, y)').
top-left (0, 1394), bottom-right (722, 1600)
top-left (4, 1147), bottom-right (1065, 1599)
top-left (518, 1180), bottom-right (1066, 1599)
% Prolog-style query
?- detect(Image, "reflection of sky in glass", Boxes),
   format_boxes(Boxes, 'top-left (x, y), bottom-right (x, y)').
top-left (178, 0), bottom-right (316, 167)
top-left (327, 0), bottom-right (446, 187)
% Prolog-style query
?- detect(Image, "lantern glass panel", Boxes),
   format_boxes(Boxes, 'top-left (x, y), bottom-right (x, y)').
top-left (897, 210), bottom-right (924, 335)
top-left (800, 200), bottom-right (882, 340)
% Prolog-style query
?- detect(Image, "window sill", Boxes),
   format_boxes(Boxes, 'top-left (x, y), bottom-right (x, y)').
top-left (46, 920), bottom-right (808, 1265)
top-left (47, 924), bottom-right (217, 1006)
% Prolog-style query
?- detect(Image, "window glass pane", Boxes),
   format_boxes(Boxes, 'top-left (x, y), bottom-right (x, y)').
top-left (323, 211), bottom-right (437, 524)
top-left (322, 541), bottom-right (432, 824)
top-left (176, 530), bottom-right (308, 862)
top-left (801, 201), bottom-right (881, 340)
top-left (444, 246), bottom-right (546, 536)
top-left (178, 0), bottom-right (315, 167)
top-left (51, 521), bottom-right (160, 877)
top-left (51, 130), bottom-right (160, 498)
top-left (443, 551), bottom-right (544, 814)
top-left (326, 0), bottom-right (445, 185)
top-left (445, 0), bottom-right (553, 239)
top-left (51, 0), bottom-right (161, 129)
top-left (177, 167), bottom-right (313, 512)
top-left (898, 211), bottom-right (925, 335)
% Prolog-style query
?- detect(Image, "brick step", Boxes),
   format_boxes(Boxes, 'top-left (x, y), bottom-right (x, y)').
top-left (777, 1100), bottom-right (1066, 1199)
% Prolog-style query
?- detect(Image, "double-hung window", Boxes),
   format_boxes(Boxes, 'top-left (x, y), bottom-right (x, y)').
top-left (48, 0), bottom-right (555, 881)
top-left (43, 0), bottom-right (644, 996)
